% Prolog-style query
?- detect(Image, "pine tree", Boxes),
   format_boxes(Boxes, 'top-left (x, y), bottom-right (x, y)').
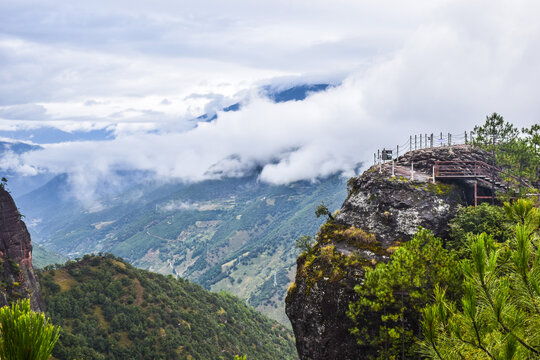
top-left (0, 299), bottom-right (60, 360)
top-left (420, 199), bottom-right (540, 359)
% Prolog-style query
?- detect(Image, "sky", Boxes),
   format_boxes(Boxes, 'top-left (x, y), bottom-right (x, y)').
top-left (1, 0), bottom-right (540, 202)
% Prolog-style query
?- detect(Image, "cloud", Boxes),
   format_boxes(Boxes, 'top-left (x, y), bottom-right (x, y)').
top-left (0, 151), bottom-right (40, 176)
top-left (0, 104), bottom-right (48, 120)
top-left (158, 200), bottom-right (198, 212)
top-left (2, 0), bottom-right (540, 206)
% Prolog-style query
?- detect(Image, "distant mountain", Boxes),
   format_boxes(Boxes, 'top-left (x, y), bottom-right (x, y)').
top-left (263, 84), bottom-right (331, 103)
top-left (4, 83), bottom-right (342, 324)
top-left (0, 127), bottom-right (114, 145)
top-left (40, 255), bottom-right (296, 359)
top-left (19, 173), bottom-right (348, 324)
top-left (195, 83), bottom-right (331, 122)
top-left (0, 140), bottom-right (41, 155)
top-left (0, 140), bottom-right (56, 197)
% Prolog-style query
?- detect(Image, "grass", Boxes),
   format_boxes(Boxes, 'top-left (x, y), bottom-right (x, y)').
top-left (52, 270), bottom-right (77, 293)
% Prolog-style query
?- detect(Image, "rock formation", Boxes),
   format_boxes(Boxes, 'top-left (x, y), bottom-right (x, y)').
top-left (286, 145), bottom-right (492, 360)
top-left (0, 186), bottom-right (45, 312)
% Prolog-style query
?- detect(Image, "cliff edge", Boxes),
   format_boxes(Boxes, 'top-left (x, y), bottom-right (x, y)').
top-left (286, 145), bottom-right (491, 359)
top-left (0, 186), bottom-right (45, 312)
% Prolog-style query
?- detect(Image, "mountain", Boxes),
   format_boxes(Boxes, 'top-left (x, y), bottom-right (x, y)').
top-left (39, 255), bottom-right (296, 360)
top-left (196, 83), bottom-right (331, 122)
top-left (0, 186), bottom-right (44, 311)
top-left (18, 173), bottom-right (348, 324)
top-left (263, 84), bottom-right (331, 103)
top-left (285, 145), bottom-right (496, 359)
top-left (4, 83), bottom-right (339, 324)
top-left (0, 140), bottom-right (55, 197)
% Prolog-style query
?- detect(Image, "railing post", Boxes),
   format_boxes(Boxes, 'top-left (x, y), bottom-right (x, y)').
top-left (411, 162), bottom-right (414, 181)
top-left (415, 135), bottom-right (417, 150)
top-left (440, 132), bottom-right (443, 146)
top-left (474, 180), bottom-right (478, 207)
top-left (392, 160), bottom-right (395, 177)
top-left (430, 133), bottom-right (434, 148)
top-left (380, 149), bottom-right (383, 173)
top-left (374, 153), bottom-right (376, 165)
top-left (448, 133), bottom-right (451, 146)
top-left (432, 165), bottom-right (435, 183)
top-left (465, 131), bottom-right (468, 144)
top-left (397, 145), bottom-right (399, 159)
top-left (420, 134), bottom-right (422, 148)
top-left (410, 136), bottom-right (412, 151)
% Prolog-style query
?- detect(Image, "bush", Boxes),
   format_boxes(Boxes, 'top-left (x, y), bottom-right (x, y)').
top-left (0, 299), bottom-right (60, 360)
top-left (448, 204), bottom-right (511, 253)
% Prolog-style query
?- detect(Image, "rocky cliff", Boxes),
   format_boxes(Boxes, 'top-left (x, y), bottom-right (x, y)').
top-left (285, 145), bottom-right (491, 359)
top-left (0, 186), bottom-right (45, 311)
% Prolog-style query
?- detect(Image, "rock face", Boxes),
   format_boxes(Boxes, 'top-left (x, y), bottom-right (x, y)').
top-left (0, 186), bottom-right (45, 312)
top-left (286, 146), bottom-right (488, 360)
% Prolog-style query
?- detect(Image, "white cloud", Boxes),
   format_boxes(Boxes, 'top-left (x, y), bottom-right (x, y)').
top-left (158, 200), bottom-right (197, 212)
top-left (2, 0), bottom-right (540, 205)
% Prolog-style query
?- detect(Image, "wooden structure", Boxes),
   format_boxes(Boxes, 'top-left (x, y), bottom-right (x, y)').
top-left (434, 161), bottom-right (505, 206)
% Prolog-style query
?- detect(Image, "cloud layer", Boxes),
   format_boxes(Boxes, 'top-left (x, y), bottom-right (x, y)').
top-left (1, 0), bottom-right (540, 203)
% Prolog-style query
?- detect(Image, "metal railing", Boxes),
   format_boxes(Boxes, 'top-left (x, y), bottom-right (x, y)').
top-left (375, 131), bottom-right (473, 165)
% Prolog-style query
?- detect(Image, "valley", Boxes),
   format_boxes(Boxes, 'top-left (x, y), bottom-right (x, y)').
top-left (17, 173), bottom-right (347, 324)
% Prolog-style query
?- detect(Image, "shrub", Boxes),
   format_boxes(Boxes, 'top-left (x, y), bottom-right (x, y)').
top-left (0, 299), bottom-right (60, 360)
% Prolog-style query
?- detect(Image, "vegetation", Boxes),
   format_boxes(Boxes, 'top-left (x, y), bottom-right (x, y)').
top-left (315, 201), bottom-right (334, 221)
top-left (420, 199), bottom-right (540, 359)
top-left (39, 255), bottom-right (296, 360)
top-left (0, 299), bottom-right (60, 360)
top-left (472, 113), bottom-right (540, 195)
top-left (295, 235), bottom-right (315, 253)
top-left (346, 197), bottom-right (540, 359)
top-left (447, 203), bottom-right (512, 253)
top-left (348, 229), bottom-right (462, 360)
top-left (20, 174), bottom-right (347, 322)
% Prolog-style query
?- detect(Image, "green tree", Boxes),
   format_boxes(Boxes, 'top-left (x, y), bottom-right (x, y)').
top-left (348, 229), bottom-right (462, 359)
top-left (315, 201), bottom-right (334, 221)
top-left (523, 124), bottom-right (540, 156)
top-left (472, 113), bottom-right (518, 149)
top-left (420, 199), bottom-right (540, 359)
top-left (448, 204), bottom-right (511, 253)
top-left (295, 235), bottom-right (315, 254)
top-left (472, 113), bottom-right (539, 196)
top-left (0, 299), bottom-right (60, 360)
top-left (521, 124), bottom-right (540, 184)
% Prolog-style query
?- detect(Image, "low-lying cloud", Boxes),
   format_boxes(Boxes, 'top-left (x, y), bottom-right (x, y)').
top-left (1, 0), bottom-right (540, 206)
top-left (158, 200), bottom-right (198, 213)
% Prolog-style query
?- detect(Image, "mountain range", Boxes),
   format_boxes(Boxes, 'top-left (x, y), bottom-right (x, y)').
top-left (2, 83), bottom-right (347, 324)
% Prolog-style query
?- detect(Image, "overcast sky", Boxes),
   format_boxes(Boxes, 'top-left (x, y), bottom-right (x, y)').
top-left (1, 0), bottom-right (539, 202)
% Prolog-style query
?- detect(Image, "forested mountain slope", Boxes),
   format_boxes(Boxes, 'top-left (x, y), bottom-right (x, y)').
top-left (20, 174), bottom-right (347, 324)
top-left (39, 255), bottom-right (297, 360)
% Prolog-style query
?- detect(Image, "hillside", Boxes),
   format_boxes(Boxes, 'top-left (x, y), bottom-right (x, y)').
top-left (20, 174), bottom-right (347, 324)
top-left (39, 255), bottom-right (297, 360)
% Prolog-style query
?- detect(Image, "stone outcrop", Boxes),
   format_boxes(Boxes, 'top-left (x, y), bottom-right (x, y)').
top-left (0, 186), bottom-right (45, 312)
top-left (286, 146), bottom-right (489, 360)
